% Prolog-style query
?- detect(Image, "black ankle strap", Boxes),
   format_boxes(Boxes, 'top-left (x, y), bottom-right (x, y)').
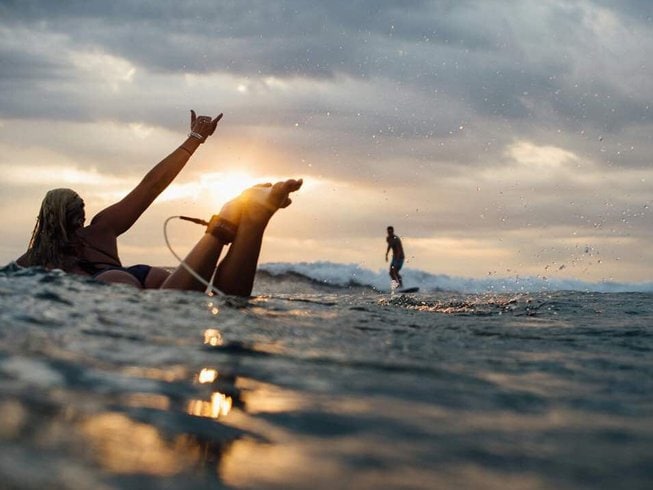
top-left (206, 215), bottom-right (237, 243)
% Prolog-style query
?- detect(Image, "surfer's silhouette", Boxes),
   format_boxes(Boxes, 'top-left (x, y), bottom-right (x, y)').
top-left (385, 226), bottom-right (405, 288)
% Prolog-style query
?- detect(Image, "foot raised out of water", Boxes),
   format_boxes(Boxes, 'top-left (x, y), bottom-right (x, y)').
top-left (242, 179), bottom-right (303, 223)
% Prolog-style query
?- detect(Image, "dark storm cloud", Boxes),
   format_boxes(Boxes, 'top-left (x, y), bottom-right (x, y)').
top-left (0, 1), bottom-right (537, 82)
top-left (0, 46), bottom-right (67, 82)
top-left (1, 0), bottom-right (651, 169)
top-left (2, 0), bottom-right (649, 137)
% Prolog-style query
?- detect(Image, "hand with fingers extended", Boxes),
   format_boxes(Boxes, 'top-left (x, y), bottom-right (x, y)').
top-left (189, 110), bottom-right (223, 143)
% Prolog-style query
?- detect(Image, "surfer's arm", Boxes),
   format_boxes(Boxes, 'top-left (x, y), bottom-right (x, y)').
top-left (90, 111), bottom-right (223, 236)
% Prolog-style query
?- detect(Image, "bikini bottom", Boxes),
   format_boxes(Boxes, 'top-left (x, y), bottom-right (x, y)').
top-left (93, 264), bottom-right (152, 287)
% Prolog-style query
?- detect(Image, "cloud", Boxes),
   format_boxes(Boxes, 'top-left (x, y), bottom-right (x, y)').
top-left (3, 1), bottom-right (651, 136)
top-left (0, 0), bottom-right (651, 281)
top-left (505, 141), bottom-right (578, 168)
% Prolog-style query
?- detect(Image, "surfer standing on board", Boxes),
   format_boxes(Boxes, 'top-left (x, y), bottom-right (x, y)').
top-left (385, 226), bottom-right (405, 288)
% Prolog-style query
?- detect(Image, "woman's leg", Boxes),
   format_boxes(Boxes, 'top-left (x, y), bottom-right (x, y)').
top-left (158, 195), bottom-right (242, 291)
top-left (158, 178), bottom-right (301, 295)
top-left (159, 233), bottom-right (225, 292)
top-left (144, 267), bottom-right (171, 288)
top-left (213, 179), bottom-right (302, 296)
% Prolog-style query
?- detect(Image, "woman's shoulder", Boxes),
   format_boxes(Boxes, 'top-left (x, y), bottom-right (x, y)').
top-left (78, 221), bottom-right (115, 240)
top-left (77, 224), bottom-right (120, 265)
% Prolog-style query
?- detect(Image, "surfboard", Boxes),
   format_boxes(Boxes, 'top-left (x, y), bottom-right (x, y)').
top-left (397, 287), bottom-right (419, 293)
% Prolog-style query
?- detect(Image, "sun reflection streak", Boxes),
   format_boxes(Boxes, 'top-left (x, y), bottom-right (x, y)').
top-left (197, 368), bottom-right (219, 384)
top-left (203, 329), bottom-right (223, 346)
top-left (187, 392), bottom-right (232, 419)
top-left (207, 300), bottom-right (220, 316)
top-left (81, 412), bottom-right (198, 475)
top-left (187, 366), bottom-right (233, 420)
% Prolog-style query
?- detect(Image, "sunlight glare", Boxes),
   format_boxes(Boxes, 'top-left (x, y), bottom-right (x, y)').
top-left (187, 392), bottom-right (232, 418)
top-left (158, 170), bottom-right (262, 204)
top-left (197, 171), bottom-right (263, 201)
top-left (197, 368), bottom-right (219, 384)
top-left (203, 329), bottom-right (223, 346)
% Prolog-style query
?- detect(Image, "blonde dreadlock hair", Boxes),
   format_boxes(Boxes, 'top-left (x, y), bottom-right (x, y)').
top-left (26, 188), bottom-right (85, 270)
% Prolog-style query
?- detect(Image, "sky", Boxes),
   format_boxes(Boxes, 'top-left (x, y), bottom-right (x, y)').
top-left (0, 0), bottom-right (651, 283)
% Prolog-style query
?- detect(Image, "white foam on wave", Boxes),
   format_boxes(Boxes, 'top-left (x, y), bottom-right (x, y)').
top-left (259, 261), bottom-right (653, 293)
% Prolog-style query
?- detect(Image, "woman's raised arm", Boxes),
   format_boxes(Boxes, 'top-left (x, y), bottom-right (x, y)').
top-left (90, 111), bottom-right (222, 236)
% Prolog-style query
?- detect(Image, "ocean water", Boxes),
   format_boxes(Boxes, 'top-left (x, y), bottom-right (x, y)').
top-left (1, 263), bottom-right (652, 490)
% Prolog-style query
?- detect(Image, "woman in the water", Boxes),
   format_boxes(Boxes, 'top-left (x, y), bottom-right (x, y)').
top-left (16, 110), bottom-right (302, 297)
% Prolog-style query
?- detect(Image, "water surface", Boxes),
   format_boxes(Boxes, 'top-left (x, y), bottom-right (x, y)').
top-left (1, 266), bottom-right (652, 489)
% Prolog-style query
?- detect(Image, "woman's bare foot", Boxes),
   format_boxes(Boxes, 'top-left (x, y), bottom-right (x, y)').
top-left (241, 179), bottom-right (303, 223)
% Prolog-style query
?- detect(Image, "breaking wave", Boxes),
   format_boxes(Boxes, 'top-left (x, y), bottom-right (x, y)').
top-left (257, 261), bottom-right (653, 294)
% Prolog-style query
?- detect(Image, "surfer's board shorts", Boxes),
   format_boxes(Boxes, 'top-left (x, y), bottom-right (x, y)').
top-left (391, 257), bottom-right (404, 270)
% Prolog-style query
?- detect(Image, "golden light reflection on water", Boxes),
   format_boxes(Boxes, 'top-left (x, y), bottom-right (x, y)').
top-left (207, 300), bottom-right (220, 315)
top-left (82, 373), bottom-right (330, 485)
top-left (216, 378), bottom-right (316, 488)
top-left (187, 392), bottom-right (233, 419)
top-left (222, 438), bottom-right (332, 488)
top-left (197, 367), bottom-right (219, 384)
top-left (81, 412), bottom-right (200, 475)
top-left (204, 328), bottom-right (223, 346)
top-left (120, 393), bottom-right (170, 411)
top-left (121, 365), bottom-right (187, 382)
top-left (235, 377), bottom-right (306, 414)
top-left (187, 367), bottom-right (233, 419)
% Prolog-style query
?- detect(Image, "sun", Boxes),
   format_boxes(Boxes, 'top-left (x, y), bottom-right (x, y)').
top-left (198, 170), bottom-right (268, 202)
top-left (158, 169), bottom-right (301, 210)
top-left (157, 170), bottom-right (280, 206)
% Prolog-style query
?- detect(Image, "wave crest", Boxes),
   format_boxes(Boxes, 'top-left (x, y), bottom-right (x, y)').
top-left (257, 261), bottom-right (653, 294)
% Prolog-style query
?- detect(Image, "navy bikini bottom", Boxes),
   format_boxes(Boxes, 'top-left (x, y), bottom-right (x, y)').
top-left (93, 264), bottom-right (152, 287)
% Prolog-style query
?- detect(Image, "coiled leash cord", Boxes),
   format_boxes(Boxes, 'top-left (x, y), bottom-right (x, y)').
top-left (163, 215), bottom-right (223, 296)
